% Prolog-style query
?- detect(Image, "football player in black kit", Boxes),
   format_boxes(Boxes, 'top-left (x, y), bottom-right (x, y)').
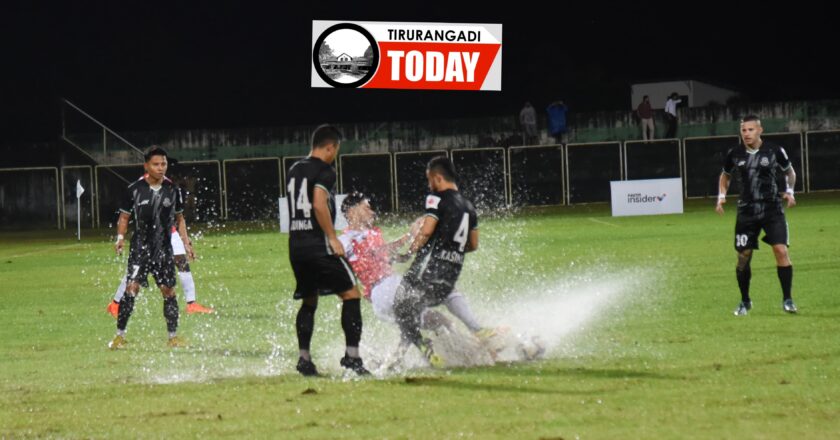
top-left (393, 156), bottom-right (479, 366)
top-left (286, 124), bottom-right (368, 377)
top-left (716, 115), bottom-right (798, 316)
top-left (109, 146), bottom-right (193, 349)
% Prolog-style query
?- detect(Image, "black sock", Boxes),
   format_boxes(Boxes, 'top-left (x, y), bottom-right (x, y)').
top-left (163, 296), bottom-right (179, 334)
top-left (296, 303), bottom-right (317, 351)
top-left (117, 294), bottom-right (135, 331)
top-left (341, 299), bottom-right (362, 355)
top-left (777, 265), bottom-right (793, 301)
top-left (736, 266), bottom-right (751, 303)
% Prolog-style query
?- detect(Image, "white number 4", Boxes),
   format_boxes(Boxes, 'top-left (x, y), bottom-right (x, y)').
top-left (453, 213), bottom-right (469, 252)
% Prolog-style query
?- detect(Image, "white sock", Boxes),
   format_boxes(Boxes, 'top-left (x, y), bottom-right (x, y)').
top-left (179, 271), bottom-right (196, 303)
top-left (168, 332), bottom-right (177, 339)
top-left (116, 329), bottom-right (126, 337)
top-left (114, 277), bottom-right (127, 302)
top-left (346, 347), bottom-right (359, 358)
top-left (444, 292), bottom-right (482, 332)
top-left (299, 349), bottom-right (311, 361)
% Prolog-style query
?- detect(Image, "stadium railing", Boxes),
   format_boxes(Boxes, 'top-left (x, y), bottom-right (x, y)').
top-left (393, 150), bottom-right (449, 212)
top-left (339, 153), bottom-right (395, 213)
top-left (565, 141), bottom-right (622, 204)
top-left (804, 130), bottom-right (840, 192)
top-left (0, 167), bottom-right (61, 229)
top-left (60, 165), bottom-right (95, 229)
top-left (507, 144), bottom-right (565, 207)
top-left (222, 157), bottom-right (282, 221)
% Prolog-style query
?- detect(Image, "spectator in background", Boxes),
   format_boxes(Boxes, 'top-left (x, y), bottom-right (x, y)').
top-left (546, 100), bottom-right (568, 144)
top-left (636, 95), bottom-right (655, 141)
top-left (664, 92), bottom-right (682, 138)
top-left (519, 102), bottom-right (538, 145)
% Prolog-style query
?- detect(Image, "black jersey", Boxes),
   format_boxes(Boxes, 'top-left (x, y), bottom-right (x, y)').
top-left (286, 156), bottom-right (338, 261)
top-left (119, 177), bottom-right (184, 259)
top-left (723, 141), bottom-right (791, 207)
top-left (404, 189), bottom-right (478, 289)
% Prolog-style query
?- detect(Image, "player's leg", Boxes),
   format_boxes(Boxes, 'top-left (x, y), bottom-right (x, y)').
top-left (107, 276), bottom-right (128, 318)
top-left (327, 257), bottom-right (369, 375)
top-left (370, 274), bottom-right (402, 323)
top-left (291, 259), bottom-right (320, 376)
top-left (764, 213), bottom-right (796, 312)
top-left (393, 281), bottom-right (425, 348)
top-left (155, 262), bottom-right (183, 347)
top-left (443, 291), bottom-right (482, 333)
top-left (110, 257), bottom-right (147, 349)
top-left (159, 284), bottom-right (184, 347)
top-left (171, 233), bottom-right (212, 314)
top-left (733, 216), bottom-right (758, 316)
top-left (174, 254), bottom-right (213, 314)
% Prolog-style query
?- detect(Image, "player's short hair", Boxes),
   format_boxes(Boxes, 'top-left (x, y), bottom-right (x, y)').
top-left (311, 124), bottom-right (342, 149)
top-left (341, 191), bottom-right (367, 215)
top-left (427, 156), bottom-right (458, 182)
top-left (144, 145), bottom-right (169, 162)
top-left (740, 115), bottom-right (762, 125)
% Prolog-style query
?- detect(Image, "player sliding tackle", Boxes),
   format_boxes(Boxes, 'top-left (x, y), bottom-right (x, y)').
top-left (338, 192), bottom-right (490, 341)
top-left (391, 156), bottom-right (488, 367)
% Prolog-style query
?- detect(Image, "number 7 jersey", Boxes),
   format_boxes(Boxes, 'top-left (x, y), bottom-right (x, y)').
top-left (286, 156), bottom-right (337, 261)
top-left (405, 189), bottom-right (478, 288)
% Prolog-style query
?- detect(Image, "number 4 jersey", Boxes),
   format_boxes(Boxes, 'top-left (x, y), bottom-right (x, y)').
top-left (404, 189), bottom-right (478, 292)
top-left (286, 156), bottom-right (337, 261)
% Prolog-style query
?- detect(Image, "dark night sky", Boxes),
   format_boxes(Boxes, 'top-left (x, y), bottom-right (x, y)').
top-left (4, 1), bottom-right (838, 144)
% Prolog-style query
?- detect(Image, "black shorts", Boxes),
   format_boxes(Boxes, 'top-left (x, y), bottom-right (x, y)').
top-left (734, 207), bottom-right (789, 252)
top-left (126, 248), bottom-right (177, 288)
top-left (291, 255), bottom-right (356, 300)
top-left (398, 274), bottom-right (456, 308)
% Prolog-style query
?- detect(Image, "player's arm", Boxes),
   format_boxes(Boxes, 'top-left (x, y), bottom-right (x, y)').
top-left (176, 213), bottom-right (195, 260)
top-left (115, 187), bottom-right (133, 255)
top-left (173, 187), bottom-right (194, 259)
top-left (716, 149), bottom-right (736, 215)
top-left (408, 215), bottom-right (437, 254)
top-left (782, 166), bottom-right (797, 208)
top-left (384, 218), bottom-right (422, 255)
top-left (313, 186), bottom-right (343, 257)
top-left (465, 229), bottom-right (479, 252)
top-left (715, 172), bottom-right (731, 215)
top-left (115, 212), bottom-right (130, 255)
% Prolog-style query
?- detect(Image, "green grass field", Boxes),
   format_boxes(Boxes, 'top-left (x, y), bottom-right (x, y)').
top-left (2, 194), bottom-right (839, 439)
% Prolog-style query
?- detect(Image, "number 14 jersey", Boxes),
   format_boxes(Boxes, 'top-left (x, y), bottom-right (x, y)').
top-left (286, 156), bottom-right (337, 261)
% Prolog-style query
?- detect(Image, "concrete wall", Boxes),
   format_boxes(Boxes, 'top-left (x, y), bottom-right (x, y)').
top-left (631, 81), bottom-right (692, 110)
top-left (691, 81), bottom-right (738, 107)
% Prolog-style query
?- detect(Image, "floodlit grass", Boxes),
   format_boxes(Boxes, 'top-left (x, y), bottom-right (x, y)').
top-left (1, 194), bottom-right (839, 438)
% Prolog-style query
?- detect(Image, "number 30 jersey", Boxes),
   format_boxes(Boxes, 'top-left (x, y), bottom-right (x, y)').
top-left (286, 156), bottom-right (337, 261)
top-left (405, 189), bottom-right (478, 288)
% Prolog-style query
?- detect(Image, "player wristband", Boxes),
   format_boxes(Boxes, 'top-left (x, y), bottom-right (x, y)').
top-left (785, 188), bottom-right (794, 195)
top-left (116, 234), bottom-right (124, 241)
top-left (717, 193), bottom-right (726, 200)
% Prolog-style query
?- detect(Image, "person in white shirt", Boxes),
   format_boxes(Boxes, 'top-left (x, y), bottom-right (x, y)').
top-left (664, 92), bottom-right (682, 138)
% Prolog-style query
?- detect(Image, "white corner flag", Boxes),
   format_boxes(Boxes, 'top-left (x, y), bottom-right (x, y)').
top-left (76, 180), bottom-right (85, 240)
